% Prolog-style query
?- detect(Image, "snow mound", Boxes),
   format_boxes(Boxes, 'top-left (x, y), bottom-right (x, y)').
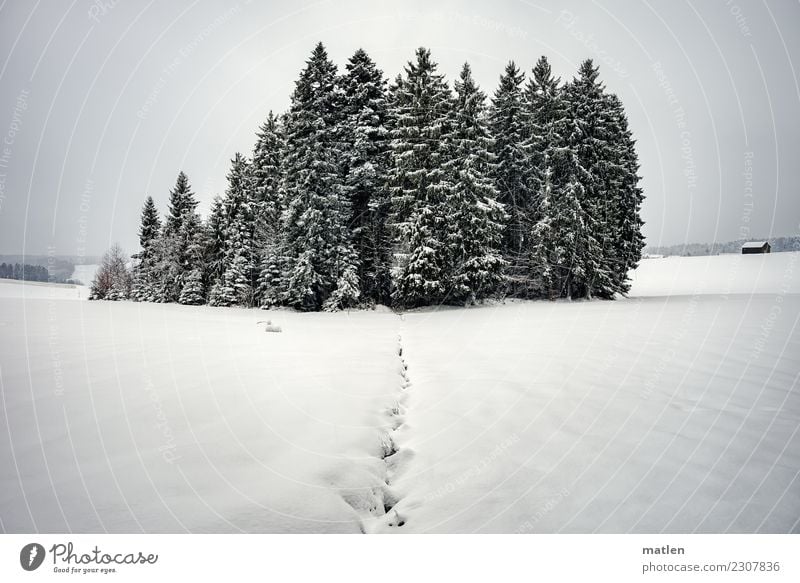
top-left (257, 319), bottom-right (282, 333)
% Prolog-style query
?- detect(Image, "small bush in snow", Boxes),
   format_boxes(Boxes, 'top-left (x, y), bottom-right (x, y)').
top-left (90, 244), bottom-right (132, 300)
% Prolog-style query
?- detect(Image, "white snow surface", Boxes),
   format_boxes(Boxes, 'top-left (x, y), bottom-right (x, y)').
top-left (0, 278), bottom-right (89, 300)
top-left (1, 253), bottom-right (798, 533)
top-left (628, 252), bottom-right (794, 297)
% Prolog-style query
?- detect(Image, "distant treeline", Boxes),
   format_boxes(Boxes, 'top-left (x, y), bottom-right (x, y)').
top-left (0, 262), bottom-right (51, 282)
top-left (0, 254), bottom-right (81, 282)
top-left (646, 236), bottom-right (800, 257)
top-left (0, 261), bottom-right (83, 283)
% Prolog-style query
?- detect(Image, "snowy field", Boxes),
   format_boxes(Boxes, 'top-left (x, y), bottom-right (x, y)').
top-left (0, 253), bottom-right (798, 533)
top-left (0, 278), bottom-right (89, 300)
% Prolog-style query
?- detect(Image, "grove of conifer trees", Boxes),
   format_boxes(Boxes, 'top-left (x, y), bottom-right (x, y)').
top-left (120, 43), bottom-right (644, 311)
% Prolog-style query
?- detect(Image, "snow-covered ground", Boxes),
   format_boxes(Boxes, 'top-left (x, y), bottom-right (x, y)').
top-left (0, 296), bottom-right (398, 533)
top-left (628, 252), bottom-right (796, 297)
top-left (0, 253), bottom-right (798, 533)
top-left (0, 278), bottom-right (89, 300)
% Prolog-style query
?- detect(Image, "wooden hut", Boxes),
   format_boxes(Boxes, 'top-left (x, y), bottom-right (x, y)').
top-left (741, 241), bottom-right (771, 254)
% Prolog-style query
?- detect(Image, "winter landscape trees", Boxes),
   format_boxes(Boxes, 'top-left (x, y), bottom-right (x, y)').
top-left (280, 43), bottom-right (359, 311)
top-left (0, 262), bottom-right (50, 282)
top-left (111, 43), bottom-right (644, 310)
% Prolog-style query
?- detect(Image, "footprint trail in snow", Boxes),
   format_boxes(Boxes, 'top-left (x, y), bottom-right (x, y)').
top-left (378, 332), bottom-right (414, 529)
top-left (340, 325), bottom-right (416, 533)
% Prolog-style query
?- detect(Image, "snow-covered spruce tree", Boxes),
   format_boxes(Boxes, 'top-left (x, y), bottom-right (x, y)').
top-left (322, 261), bottom-right (360, 311)
top-left (90, 243), bottom-right (132, 300)
top-left (444, 63), bottom-right (505, 304)
top-left (527, 164), bottom-right (557, 298)
top-left (546, 170), bottom-right (597, 300)
top-left (251, 111), bottom-right (287, 308)
top-left (202, 195), bottom-right (227, 297)
top-left (387, 47), bottom-right (454, 308)
top-left (211, 153), bottom-right (257, 307)
top-left (562, 60), bottom-right (618, 298)
top-left (252, 112), bottom-right (284, 212)
top-left (522, 57), bottom-right (605, 301)
top-left (159, 171), bottom-right (202, 302)
top-left (523, 56), bottom-right (568, 298)
top-left (177, 210), bottom-right (207, 305)
top-left (131, 196), bottom-right (162, 301)
top-left (178, 268), bottom-right (204, 305)
top-left (603, 92), bottom-right (645, 294)
top-left (537, 112), bottom-right (591, 299)
top-left (164, 171), bottom-right (196, 233)
top-left (281, 42), bottom-right (359, 311)
top-left (523, 56), bottom-right (562, 186)
top-left (340, 48), bottom-right (392, 306)
top-left (256, 243), bottom-right (286, 309)
top-left (488, 61), bottom-right (529, 294)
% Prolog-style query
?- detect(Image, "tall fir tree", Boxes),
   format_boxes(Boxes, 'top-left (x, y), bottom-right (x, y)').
top-left (603, 92), bottom-right (645, 294)
top-left (138, 196), bottom-right (162, 246)
top-left (340, 48), bottom-right (392, 306)
top-left (387, 47), bottom-right (454, 307)
top-left (563, 60), bottom-right (620, 298)
top-left (131, 196), bottom-right (162, 302)
top-left (528, 164), bottom-right (557, 297)
top-left (203, 195), bottom-right (227, 293)
top-left (533, 144), bottom-right (598, 300)
top-left (164, 172), bottom-right (197, 232)
top-left (524, 56), bottom-right (570, 298)
top-left (211, 153), bottom-right (257, 307)
top-left (251, 112), bottom-right (284, 212)
top-left (488, 61), bottom-right (529, 293)
top-left (281, 42), bottom-right (359, 311)
top-left (523, 56), bottom-right (562, 203)
top-left (177, 210), bottom-right (207, 305)
top-left (547, 171), bottom-right (595, 299)
top-left (445, 63), bottom-right (505, 303)
top-left (159, 171), bottom-right (202, 302)
top-left (251, 111), bottom-right (287, 307)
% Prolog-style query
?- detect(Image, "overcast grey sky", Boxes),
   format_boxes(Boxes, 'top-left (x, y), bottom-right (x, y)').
top-left (0, 0), bottom-right (798, 256)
